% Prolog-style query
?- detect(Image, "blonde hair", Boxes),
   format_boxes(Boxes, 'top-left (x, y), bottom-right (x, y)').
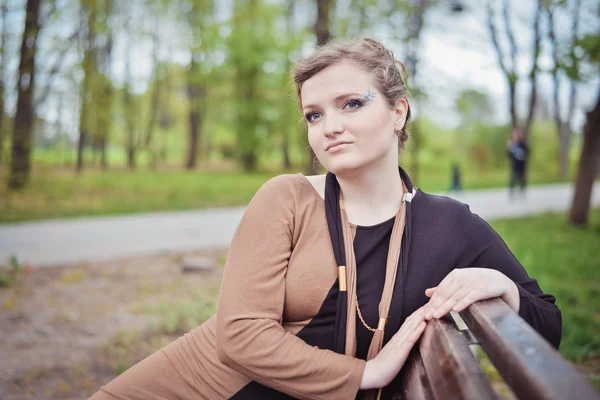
top-left (293, 38), bottom-right (411, 151)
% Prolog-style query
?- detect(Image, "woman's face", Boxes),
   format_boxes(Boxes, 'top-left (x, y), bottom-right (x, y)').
top-left (300, 60), bottom-right (407, 175)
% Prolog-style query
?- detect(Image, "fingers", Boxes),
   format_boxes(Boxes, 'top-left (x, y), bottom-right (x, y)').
top-left (425, 278), bottom-right (462, 319)
top-left (431, 287), bottom-right (470, 319)
top-left (396, 317), bottom-right (427, 353)
top-left (409, 321), bottom-right (427, 342)
top-left (452, 289), bottom-right (483, 312)
top-left (393, 307), bottom-right (426, 343)
top-left (425, 287), bottom-right (436, 298)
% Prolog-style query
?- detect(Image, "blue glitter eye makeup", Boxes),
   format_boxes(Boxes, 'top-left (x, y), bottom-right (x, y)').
top-left (361, 88), bottom-right (376, 103)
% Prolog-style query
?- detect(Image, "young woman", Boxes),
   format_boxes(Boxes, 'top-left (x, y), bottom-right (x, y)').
top-left (90, 38), bottom-right (561, 400)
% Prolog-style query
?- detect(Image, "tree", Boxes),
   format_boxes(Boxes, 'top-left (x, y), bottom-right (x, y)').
top-left (569, 30), bottom-right (600, 227)
top-left (183, 0), bottom-right (216, 170)
top-left (76, 0), bottom-right (98, 172)
top-left (393, 0), bottom-right (433, 184)
top-left (546, 0), bottom-right (581, 179)
top-left (91, 0), bottom-right (114, 169)
top-left (0, 0), bottom-right (8, 162)
top-left (307, 0), bottom-right (334, 175)
top-left (486, 0), bottom-right (542, 140)
top-left (8, 0), bottom-right (42, 189)
top-left (123, 26), bottom-right (137, 169)
top-left (144, 15), bottom-right (161, 168)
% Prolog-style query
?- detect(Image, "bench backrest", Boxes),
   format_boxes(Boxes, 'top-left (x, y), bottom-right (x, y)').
top-left (390, 298), bottom-right (599, 400)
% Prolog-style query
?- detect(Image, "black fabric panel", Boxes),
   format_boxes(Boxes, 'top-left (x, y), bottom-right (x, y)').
top-left (353, 217), bottom-right (395, 360)
top-left (229, 382), bottom-right (296, 400)
top-left (324, 172), bottom-right (348, 355)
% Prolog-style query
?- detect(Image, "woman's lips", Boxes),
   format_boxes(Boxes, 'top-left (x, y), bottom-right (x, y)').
top-left (326, 142), bottom-right (352, 152)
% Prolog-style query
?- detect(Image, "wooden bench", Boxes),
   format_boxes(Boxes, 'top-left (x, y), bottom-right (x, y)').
top-left (388, 298), bottom-right (599, 400)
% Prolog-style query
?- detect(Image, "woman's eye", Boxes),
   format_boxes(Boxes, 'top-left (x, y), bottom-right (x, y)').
top-left (306, 112), bottom-right (322, 122)
top-left (345, 100), bottom-right (363, 110)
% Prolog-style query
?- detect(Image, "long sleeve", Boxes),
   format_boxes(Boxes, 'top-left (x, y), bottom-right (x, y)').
top-left (462, 208), bottom-right (562, 349)
top-left (215, 175), bottom-right (365, 400)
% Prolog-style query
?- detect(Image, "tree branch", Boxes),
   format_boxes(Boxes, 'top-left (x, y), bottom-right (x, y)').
top-left (567, 0), bottom-right (581, 123)
top-left (34, 29), bottom-right (80, 107)
top-left (524, 0), bottom-right (542, 135)
top-left (502, 0), bottom-right (518, 73)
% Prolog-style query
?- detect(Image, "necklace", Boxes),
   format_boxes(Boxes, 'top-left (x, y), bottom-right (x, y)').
top-left (356, 298), bottom-right (383, 333)
top-left (338, 193), bottom-right (407, 354)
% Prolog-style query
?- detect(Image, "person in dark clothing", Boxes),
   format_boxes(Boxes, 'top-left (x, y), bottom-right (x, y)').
top-left (507, 127), bottom-right (530, 200)
top-left (90, 39), bottom-right (560, 400)
top-left (449, 162), bottom-right (462, 192)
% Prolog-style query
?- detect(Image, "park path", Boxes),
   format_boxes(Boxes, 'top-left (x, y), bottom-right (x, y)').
top-left (1, 182), bottom-right (599, 268)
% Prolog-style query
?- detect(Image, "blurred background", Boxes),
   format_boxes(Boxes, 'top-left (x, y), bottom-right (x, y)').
top-left (0, 0), bottom-right (598, 398)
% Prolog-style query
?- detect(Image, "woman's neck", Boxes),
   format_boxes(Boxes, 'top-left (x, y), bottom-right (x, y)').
top-left (336, 160), bottom-right (404, 226)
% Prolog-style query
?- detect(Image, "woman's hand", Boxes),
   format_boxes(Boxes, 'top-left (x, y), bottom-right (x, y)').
top-left (423, 268), bottom-right (520, 320)
top-left (360, 307), bottom-right (427, 390)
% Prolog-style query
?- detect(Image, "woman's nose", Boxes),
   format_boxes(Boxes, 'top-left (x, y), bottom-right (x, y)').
top-left (323, 116), bottom-right (344, 138)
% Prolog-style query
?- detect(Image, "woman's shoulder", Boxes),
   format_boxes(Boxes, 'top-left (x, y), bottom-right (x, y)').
top-left (252, 173), bottom-right (321, 205)
top-left (413, 189), bottom-right (475, 221)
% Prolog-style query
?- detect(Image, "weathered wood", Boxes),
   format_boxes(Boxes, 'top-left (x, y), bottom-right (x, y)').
top-left (418, 316), bottom-right (498, 400)
top-left (394, 347), bottom-right (434, 400)
top-left (460, 298), bottom-right (600, 400)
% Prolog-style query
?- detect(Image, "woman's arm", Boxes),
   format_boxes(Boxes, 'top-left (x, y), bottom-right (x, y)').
top-left (215, 175), bottom-right (365, 400)
top-left (423, 206), bottom-right (562, 349)
top-left (466, 213), bottom-right (562, 348)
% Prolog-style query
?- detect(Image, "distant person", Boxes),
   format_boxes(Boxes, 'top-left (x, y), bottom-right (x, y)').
top-left (90, 38), bottom-right (560, 400)
top-left (507, 127), bottom-right (529, 200)
top-left (449, 162), bottom-right (462, 192)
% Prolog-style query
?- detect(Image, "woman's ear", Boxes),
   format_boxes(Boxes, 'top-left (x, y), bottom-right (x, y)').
top-left (394, 98), bottom-right (408, 130)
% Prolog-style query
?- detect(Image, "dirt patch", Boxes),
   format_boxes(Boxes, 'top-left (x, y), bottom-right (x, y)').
top-left (0, 250), bottom-right (226, 400)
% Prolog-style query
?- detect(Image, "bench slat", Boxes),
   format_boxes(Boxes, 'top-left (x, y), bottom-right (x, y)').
top-left (460, 298), bottom-right (599, 400)
top-left (392, 347), bottom-right (434, 400)
top-left (418, 317), bottom-right (498, 400)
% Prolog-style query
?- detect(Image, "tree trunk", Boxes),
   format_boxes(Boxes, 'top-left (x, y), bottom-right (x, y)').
top-left (242, 152), bottom-right (257, 171)
top-left (569, 88), bottom-right (600, 226)
top-left (124, 87), bottom-right (136, 170)
top-left (308, 0), bottom-right (333, 175)
top-left (523, 0), bottom-right (541, 140)
top-left (547, 3), bottom-right (571, 179)
top-left (558, 122), bottom-right (571, 179)
top-left (8, 0), bottom-right (42, 189)
top-left (403, 0), bottom-right (429, 184)
top-left (185, 56), bottom-right (204, 170)
top-left (76, 0), bottom-right (97, 173)
top-left (186, 108), bottom-right (201, 170)
top-left (0, 1), bottom-right (9, 163)
top-left (0, 84), bottom-right (4, 163)
top-left (282, 135), bottom-right (291, 170)
top-left (100, 135), bottom-right (107, 168)
top-left (280, 0), bottom-right (294, 171)
top-left (145, 18), bottom-right (160, 149)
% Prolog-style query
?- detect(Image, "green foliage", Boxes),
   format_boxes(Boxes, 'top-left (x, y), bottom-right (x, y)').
top-left (577, 33), bottom-right (600, 65)
top-left (0, 255), bottom-right (25, 288)
top-left (456, 89), bottom-right (494, 125)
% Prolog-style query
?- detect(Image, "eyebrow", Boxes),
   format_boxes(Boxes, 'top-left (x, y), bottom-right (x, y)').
top-left (302, 92), bottom-right (362, 111)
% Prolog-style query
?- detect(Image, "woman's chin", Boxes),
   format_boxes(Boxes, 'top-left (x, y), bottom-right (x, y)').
top-left (322, 157), bottom-right (364, 175)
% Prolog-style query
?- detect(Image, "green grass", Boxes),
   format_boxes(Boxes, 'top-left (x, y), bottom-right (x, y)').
top-left (0, 162), bottom-right (571, 224)
top-left (490, 209), bottom-right (600, 366)
top-left (0, 166), bottom-right (279, 223)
